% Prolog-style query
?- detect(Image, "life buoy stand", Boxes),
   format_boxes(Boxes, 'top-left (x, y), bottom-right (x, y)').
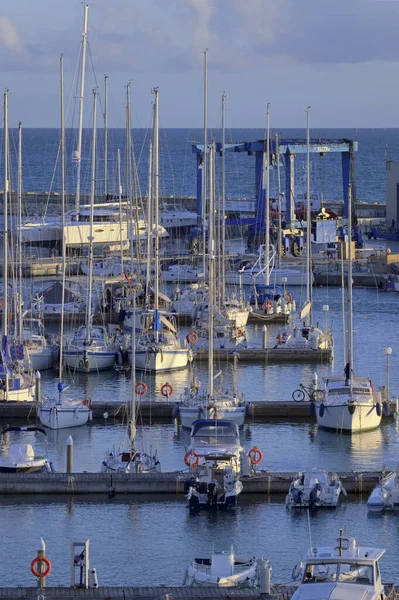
top-left (161, 382), bottom-right (173, 397)
top-left (184, 450), bottom-right (200, 467)
top-left (31, 556), bottom-right (52, 578)
top-left (248, 447), bottom-right (263, 465)
top-left (187, 331), bottom-right (199, 344)
top-left (135, 381), bottom-right (148, 396)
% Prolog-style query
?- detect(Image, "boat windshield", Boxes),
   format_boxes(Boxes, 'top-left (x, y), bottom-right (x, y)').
top-left (302, 562), bottom-right (374, 585)
top-left (329, 387), bottom-right (371, 396)
top-left (193, 424), bottom-right (238, 447)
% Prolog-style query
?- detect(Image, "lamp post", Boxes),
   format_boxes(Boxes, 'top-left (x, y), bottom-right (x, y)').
top-left (322, 305), bottom-right (329, 341)
top-left (385, 347), bottom-right (392, 400)
top-left (282, 276), bottom-right (287, 298)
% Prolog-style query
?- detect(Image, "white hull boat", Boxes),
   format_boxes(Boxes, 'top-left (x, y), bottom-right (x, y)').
top-left (184, 548), bottom-right (259, 588)
top-left (178, 404), bottom-right (247, 429)
top-left (286, 468), bottom-right (346, 508)
top-left (224, 267), bottom-right (308, 287)
top-left (0, 427), bottom-right (53, 473)
top-left (291, 530), bottom-right (388, 600)
top-left (131, 345), bottom-right (188, 372)
top-left (367, 467), bottom-right (399, 511)
top-left (38, 399), bottom-right (91, 429)
top-left (315, 377), bottom-right (382, 433)
top-left (63, 325), bottom-right (117, 372)
top-left (161, 264), bottom-right (204, 283)
top-left (101, 448), bottom-right (161, 474)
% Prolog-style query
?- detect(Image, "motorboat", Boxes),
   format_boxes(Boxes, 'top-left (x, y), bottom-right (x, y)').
top-left (176, 379), bottom-right (249, 429)
top-left (183, 546), bottom-right (259, 588)
top-left (182, 419), bottom-right (257, 510)
top-left (186, 322), bottom-right (247, 352)
top-left (315, 376), bottom-right (382, 432)
top-left (286, 469), bottom-right (346, 508)
top-left (161, 263), bottom-right (204, 283)
top-left (38, 393), bottom-right (92, 430)
top-left (291, 530), bottom-right (388, 600)
top-left (0, 426), bottom-right (53, 473)
top-left (367, 464), bottom-right (399, 511)
top-left (159, 202), bottom-right (197, 231)
top-left (63, 325), bottom-right (117, 372)
top-left (129, 310), bottom-right (188, 373)
top-left (276, 324), bottom-right (332, 351)
top-left (21, 317), bottom-right (59, 371)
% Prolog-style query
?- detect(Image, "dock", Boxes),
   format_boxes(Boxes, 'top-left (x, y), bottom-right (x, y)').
top-left (0, 470), bottom-right (383, 496)
top-left (0, 400), bottom-right (396, 422)
top-left (193, 348), bottom-right (333, 363)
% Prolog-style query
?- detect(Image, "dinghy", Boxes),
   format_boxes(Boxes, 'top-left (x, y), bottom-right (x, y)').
top-left (0, 427), bottom-right (53, 473)
top-left (286, 468), bottom-right (346, 508)
top-left (184, 547), bottom-right (259, 588)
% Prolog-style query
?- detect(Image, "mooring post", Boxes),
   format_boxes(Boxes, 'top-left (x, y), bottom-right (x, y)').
top-left (35, 370), bottom-right (41, 403)
top-left (37, 537), bottom-right (46, 589)
top-left (262, 325), bottom-right (267, 349)
top-left (66, 435), bottom-right (73, 474)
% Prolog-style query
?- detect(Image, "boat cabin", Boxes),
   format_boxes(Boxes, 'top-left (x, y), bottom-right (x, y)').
top-left (190, 419), bottom-right (242, 457)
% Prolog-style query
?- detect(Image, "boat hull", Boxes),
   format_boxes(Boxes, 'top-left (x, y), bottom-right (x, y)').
top-left (63, 351), bottom-right (116, 372)
top-left (316, 403), bottom-right (381, 432)
top-left (0, 384), bottom-right (35, 402)
top-left (38, 405), bottom-right (90, 429)
top-left (130, 348), bottom-right (188, 372)
top-left (25, 346), bottom-right (59, 371)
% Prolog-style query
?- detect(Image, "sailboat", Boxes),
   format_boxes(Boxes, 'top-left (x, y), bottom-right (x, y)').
top-left (129, 88), bottom-right (188, 373)
top-left (101, 287), bottom-right (161, 473)
top-left (314, 185), bottom-right (381, 432)
top-left (63, 90), bottom-right (117, 373)
top-left (38, 57), bottom-right (92, 429)
top-left (0, 91), bottom-right (35, 402)
top-left (177, 142), bottom-right (248, 429)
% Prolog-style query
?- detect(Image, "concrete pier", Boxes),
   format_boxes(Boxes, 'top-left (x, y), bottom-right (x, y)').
top-left (0, 470), bottom-right (383, 496)
top-left (0, 400), bottom-right (396, 422)
top-left (194, 347), bottom-right (333, 363)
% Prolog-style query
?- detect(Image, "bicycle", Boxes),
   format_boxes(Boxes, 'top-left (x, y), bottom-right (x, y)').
top-left (292, 383), bottom-right (325, 402)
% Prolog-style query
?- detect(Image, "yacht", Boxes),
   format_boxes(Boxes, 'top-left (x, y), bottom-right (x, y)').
top-left (291, 531), bottom-right (389, 600)
top-left (159, 202), bottom-right (197, 231)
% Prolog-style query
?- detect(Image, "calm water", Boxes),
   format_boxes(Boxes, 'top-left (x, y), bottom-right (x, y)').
top-left (1, 128), bottom-right (399, 587)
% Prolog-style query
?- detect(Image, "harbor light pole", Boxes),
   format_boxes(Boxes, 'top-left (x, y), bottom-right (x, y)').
top-left (385, 347), bottom-right (392, 401)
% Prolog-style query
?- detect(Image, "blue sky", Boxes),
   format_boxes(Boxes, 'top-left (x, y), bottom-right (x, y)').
top-left (1, 0), bottom-right (399, 128)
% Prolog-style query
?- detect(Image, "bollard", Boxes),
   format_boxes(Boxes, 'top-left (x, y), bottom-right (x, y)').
top-left (66, 436), bottom-right (73, 474)
top-left (262, 325), bottom-right (268, 349)
top-left (37, 538), bottom-right (46, 589)
top-left (258, 558), bottom-right (272, 595)
top-left (312, 372), bottom-right (318, 391)
top-left (89, 568), bottom-right (99, 588)
top-left (35, 371), bottom-right (41, 403)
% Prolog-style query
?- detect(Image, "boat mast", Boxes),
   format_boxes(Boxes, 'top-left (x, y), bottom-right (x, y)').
top-left (347, 184), bottom-right (354, 389)
top-left (145, 140), bottom-right (153, 305)
top-left (306, 106), bottom-right (312, 323)
top-left (126, 83), bottom-right (134, 276)
top-left (74, 3), bottom-right (88, 213)
top-left (86, 89), bottom-right (97, 343)
top-left (129, 285), bottom-right (137, 452)
top-left (3, 90), bottom-right (8, 399)
top-left (104, 74), bottom-right (108, 197)
top-left (276, 133), bottom-right (282, 270)
top-left (221, 92), bottom-right (227, 302)
top-left (17, 122), bottom-right (23, 340)
top-left (117, 149), bottom-right (124, 274)
top-left (265, 103), bottom-right (270, 285)
top-left (201, 49), bottom-right (208, 278)
top-left (208, 142), bottom-right (215, 399)
top-left (59, 55), bottom-right (66, 394)
top-left (153, 88), bottom-right (160, 342)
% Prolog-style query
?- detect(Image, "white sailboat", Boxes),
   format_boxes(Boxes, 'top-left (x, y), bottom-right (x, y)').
top-left (178, 142), bottom-right (247, 429)
top-left (22, 317), bottom-right (59, 371)
top-left (129, 88), bottom-right (188, 373)
top-left (314, 185), bottom-right (381, 432)
top-left (0, 91), bottom-right (35, 402)
top-left (102, 287), bottom-right (161, 473)
top-left (63, 90), bottom-right (117, 373)
top-left (38, 58), bottom-right (92, 429)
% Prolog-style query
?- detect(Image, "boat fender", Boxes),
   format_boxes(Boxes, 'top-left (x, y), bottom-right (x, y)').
top-left (319, 403), bottom-right (325, 418)
top-left (376, 402), bottom-right (382, 417)
top-left (383, 401), bottom-right (390, 416)
top-left (309, 402), bottom-right (315, 417)
top-left (116, 351), bottom-right (123, 366)
top-left (172, 404), bottom-right (180, 419)
top-left (292, 560), bottom-right (304, 581)
top-left (348, 403), bottom-right (356, 415)
top-left (31, 556), bottom-right (52, 578)
top-left (245, 403), bottom-right (253, 418)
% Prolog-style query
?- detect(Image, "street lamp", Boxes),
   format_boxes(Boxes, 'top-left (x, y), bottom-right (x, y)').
top-left (385, 347), bottom-right (392, 401)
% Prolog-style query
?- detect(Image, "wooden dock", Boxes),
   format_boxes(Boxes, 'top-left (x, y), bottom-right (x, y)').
top-left (0, 400), bottom-right (396, 423)
top-left (0, 470), bottom-right (382, 496)
top-left (194, 347), bottom-right (333, 363)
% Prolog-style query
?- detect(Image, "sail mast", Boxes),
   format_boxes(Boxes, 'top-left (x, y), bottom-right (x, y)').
top-left (265, 103), bottom-right (270, 285)
top-left (3, 91), bottom-right (8, 341)
top-left (153, 88), bottom-right (160, 342)
top-left (347, 183), bottom-right (354, 388)
top-left (59, 55), bottom-right (66, 391)
top-left (208, 142), bottom-right (215, 398)
top-left (104, 74), bottom-right (108, 197)
top-left (74, 3), bottom-right (88, 213)
top-left (117, 149), bottom-right (124, 274)
top-left (86, 89), bottom-right (97, 342)
top-left (17, 122), bottom-right (23, 340)
top-left (201, 50), bottom-right (208, 278)
top-left (306, 106), bottom-right (312, 322)
top-left (276, 133), bottom-right (282, 270)
top-left (145, 140), bottom-right (153, 305)
top-left (221, 92), bottom-right (227, 302)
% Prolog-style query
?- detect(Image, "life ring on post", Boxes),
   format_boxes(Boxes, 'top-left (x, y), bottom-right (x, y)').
top-left (184, 450), bottom-right (200, 468)
top-left (248, 447), bottom-right (263, 465)
top-left (135, 381), bottom-right (148, 396)
top-left (237, 328), bottom-right (244, 337)
top-left (31, 556), bottom-right (52, 578)
top-left (161, 383), bottom-right (173, 397)
top-left (187, 331), bottom-right (199, 344)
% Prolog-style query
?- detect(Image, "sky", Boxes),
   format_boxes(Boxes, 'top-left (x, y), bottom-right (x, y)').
top-left (1, 0), bottom-right (399, 128)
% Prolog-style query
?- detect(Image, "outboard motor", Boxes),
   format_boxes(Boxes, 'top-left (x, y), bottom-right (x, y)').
top-left (309, 483), bottom-right (321, 507)
top-left (292, 488), bottom-right (303, 505)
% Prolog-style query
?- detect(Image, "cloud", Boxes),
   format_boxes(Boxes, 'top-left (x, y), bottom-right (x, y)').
top-left (0, 16), bottom-right (24, 53)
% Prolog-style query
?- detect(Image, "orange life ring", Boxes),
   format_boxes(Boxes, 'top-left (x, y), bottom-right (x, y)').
top-left (82, 399), bottom-right (92, 409)
top-left (187, 331), bottom-right (199, 344)
top-left (248, 447), bottom-right (263, 465)
top-left (237, 328), bottom-right (244, 337)
top-left (31, 556), bottom-right (52, 578)
top-left (135, 381), bottom-right (148, 396)
top-left (184, 450), bottom-right (200, 467)
top-left (161, 383), bottom-right (173, 397)
top-left (263, 300), bottom-right (273, 310)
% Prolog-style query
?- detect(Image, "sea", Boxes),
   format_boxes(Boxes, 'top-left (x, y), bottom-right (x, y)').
top-left (2, 128), bottom-right (399, 589)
